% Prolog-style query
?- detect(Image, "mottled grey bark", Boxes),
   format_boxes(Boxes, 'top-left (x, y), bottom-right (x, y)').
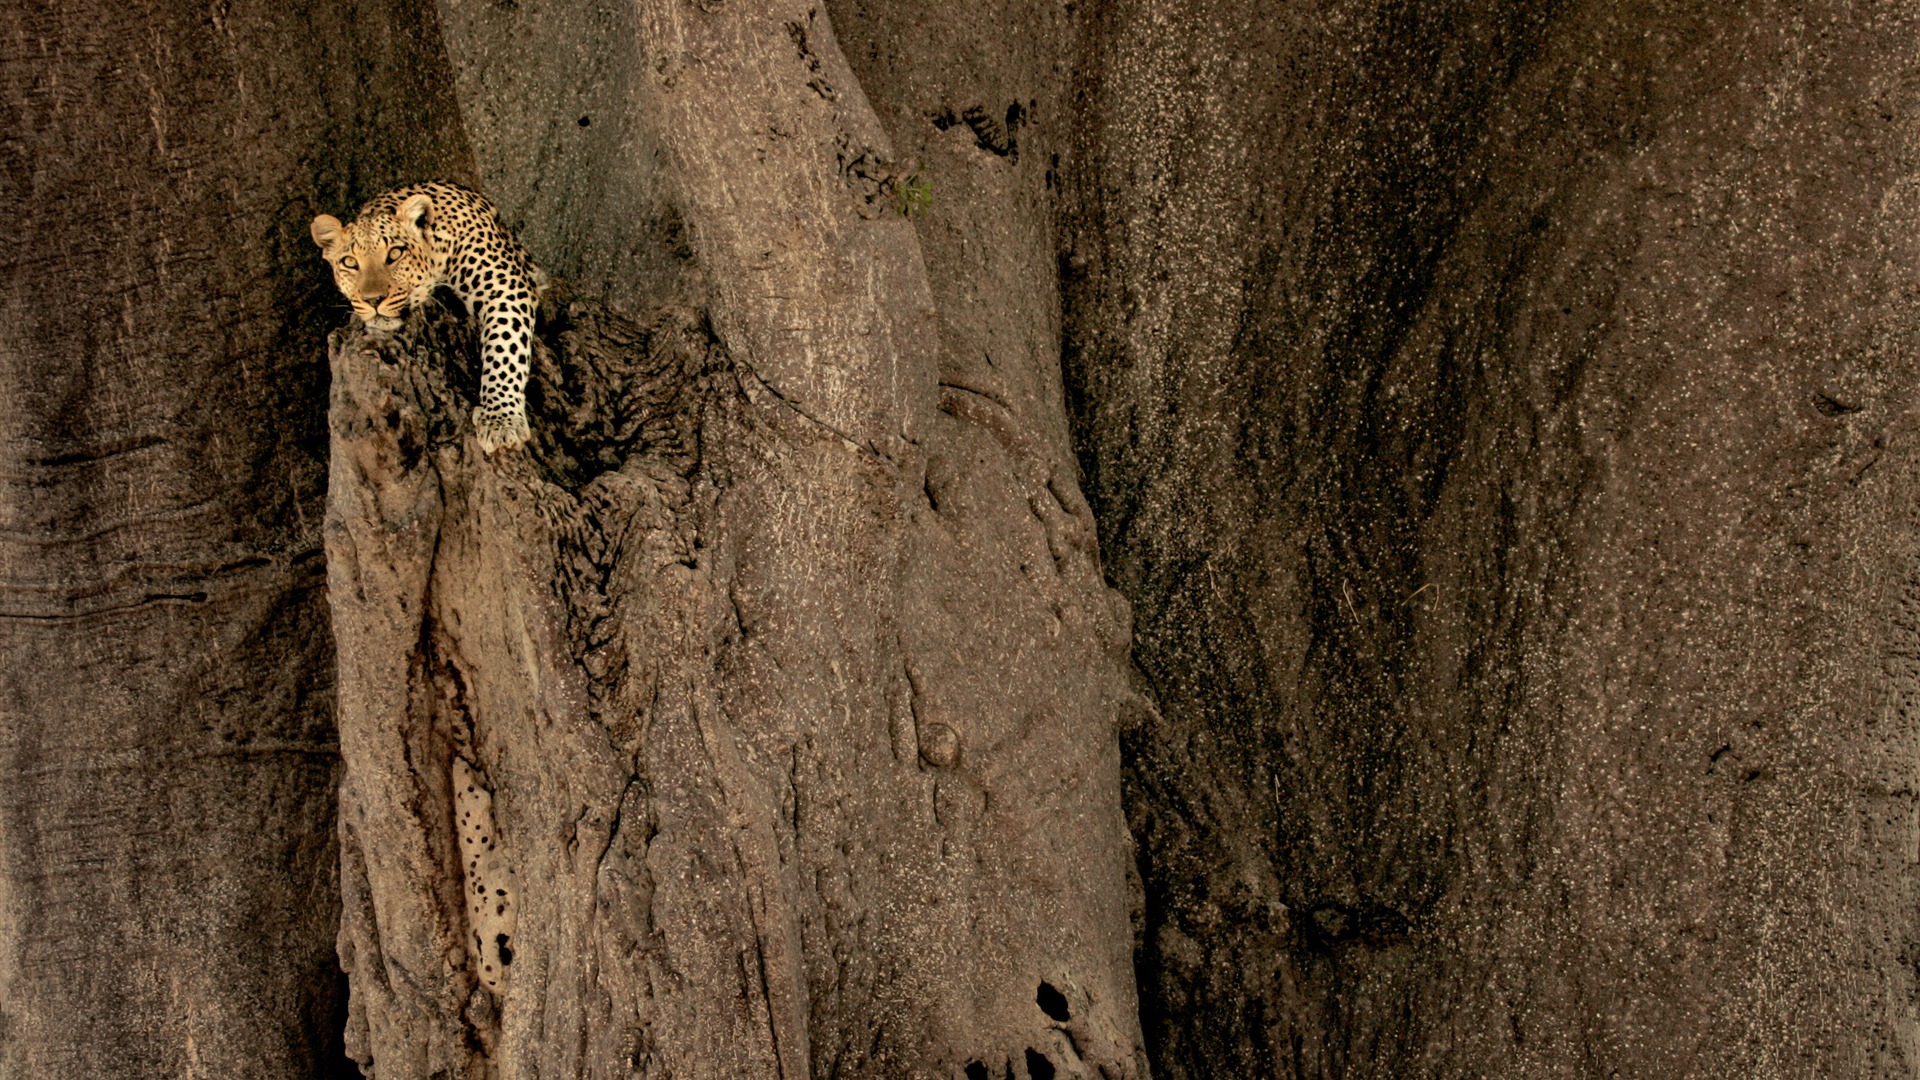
top-left (326, 3), bottom-right (1143, 1077)
top-left (1061, 0), bottom-right (1920, 1076)
top-left (0, 0), bottom-right (471, 1075)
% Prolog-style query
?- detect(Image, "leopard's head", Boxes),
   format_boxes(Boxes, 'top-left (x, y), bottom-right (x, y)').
top-left (310, 193), bottom-right (436, 328)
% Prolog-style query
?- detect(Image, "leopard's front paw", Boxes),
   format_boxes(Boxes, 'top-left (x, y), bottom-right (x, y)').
top-left (474, 408), bottom-right (531, 453)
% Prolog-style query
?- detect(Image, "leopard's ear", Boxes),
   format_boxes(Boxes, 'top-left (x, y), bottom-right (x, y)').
top-left (396, 193), bottom-right (434, 237)
top-left (310, 214), bottom-right (343, 251)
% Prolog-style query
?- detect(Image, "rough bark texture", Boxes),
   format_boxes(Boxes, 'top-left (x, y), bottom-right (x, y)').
top-left (1062, 1), bottom-right (1920, 1076)
top-left (325, 4), bottom-right (1143, 1077)
top-left (0, 0), bottom-right (466, 1075)
top-left (10, 0), bottom-right (1920, 1076)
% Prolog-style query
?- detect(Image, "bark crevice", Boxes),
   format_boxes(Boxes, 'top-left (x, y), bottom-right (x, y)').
top-left (328, 285), bottom-right (729, 1077)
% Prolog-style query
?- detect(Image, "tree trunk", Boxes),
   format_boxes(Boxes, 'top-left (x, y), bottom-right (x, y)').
top-left (326, 4), bottom-right (1143, 1078)
top-left (0, 0), bottom-right (466, 1075)
top-left (1062, 1), bottom-right (1920, 1076)
top-left (8, 0), bottom-right (1920, 1077)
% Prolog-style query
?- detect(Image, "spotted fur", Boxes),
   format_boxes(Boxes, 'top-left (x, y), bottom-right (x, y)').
top-left (453, 756), bottom-right (516, 995)
top-left (311, 181), bottom-right (540, 452)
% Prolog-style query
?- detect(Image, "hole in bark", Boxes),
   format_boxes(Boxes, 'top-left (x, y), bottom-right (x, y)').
top-left (961, 103), bottom-right (1016, 159)
top-left (497, 934), bottom-right (513, 966)
top-left (578, 115), bottom-right (591, 127)
top-left (1025, 1049), bottom-right (1055, 1079)
top-left (1036, 982), bottom-right (1070, 1022)
top-left (321, 962), bottom-right (357, 1078)
top-left (1814, 392), bottom-right (1862, 416)
top-left (964, 1062), bottom-right (989, 1080)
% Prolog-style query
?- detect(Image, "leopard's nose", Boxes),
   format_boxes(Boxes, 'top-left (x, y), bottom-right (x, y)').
top-left (360, 291), bottom-right (387, 305)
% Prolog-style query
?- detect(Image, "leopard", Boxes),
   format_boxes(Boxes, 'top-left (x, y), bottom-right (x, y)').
top-left (311, 181), bottom-right (541, 452)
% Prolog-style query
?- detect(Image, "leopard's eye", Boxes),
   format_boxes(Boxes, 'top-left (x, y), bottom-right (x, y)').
top-left (387, 245), bottom-right (407, 263)
top-left (341, 256), bottom-right (359, 270)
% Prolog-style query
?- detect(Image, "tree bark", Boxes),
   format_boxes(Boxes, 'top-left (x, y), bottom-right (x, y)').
top-left (326, 4), bottom-right (1144, 1078)
top-left (1062, 1), bottom-right (1920, 1076)
top-left (9, 0), bottom-right (1920, 1077)
top-left (0, 0), bottom-right (467, 1075)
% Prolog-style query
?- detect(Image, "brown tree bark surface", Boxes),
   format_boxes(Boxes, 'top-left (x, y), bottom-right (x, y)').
top-left (324, 5), bottom-right (1143, 1077)
top-left (0, 0), bottom-right (467, 1075)
top-left (8, 0), bottom-right (1920, 1077)
top-left (1062, 1), bottom-right (1920, 1076)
